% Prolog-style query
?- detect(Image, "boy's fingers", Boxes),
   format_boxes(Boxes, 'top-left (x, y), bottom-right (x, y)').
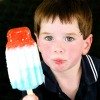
top-left (22, 94), bottom-right (39, 100)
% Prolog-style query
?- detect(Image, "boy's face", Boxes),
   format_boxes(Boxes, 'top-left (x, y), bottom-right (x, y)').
top-left (36, 17), bottom-right (92, 72)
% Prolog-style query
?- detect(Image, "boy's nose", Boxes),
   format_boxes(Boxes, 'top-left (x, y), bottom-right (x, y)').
top-left (53, 43), bottom-right (64, 53)
top-left (54, 50), bottom-right (63, 53)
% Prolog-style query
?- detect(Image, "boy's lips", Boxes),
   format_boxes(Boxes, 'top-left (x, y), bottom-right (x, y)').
top-left (53, 59), bottom-right (66, 65)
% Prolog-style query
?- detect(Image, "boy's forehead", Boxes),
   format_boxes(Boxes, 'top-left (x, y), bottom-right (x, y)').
top-left (40, 17), bottom-right (80, 34)
top-left (41, 17), bottom-right (78, 24)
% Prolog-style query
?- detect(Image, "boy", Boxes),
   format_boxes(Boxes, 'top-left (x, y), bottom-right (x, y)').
top-left (23, 0), bottom-right (100, 100)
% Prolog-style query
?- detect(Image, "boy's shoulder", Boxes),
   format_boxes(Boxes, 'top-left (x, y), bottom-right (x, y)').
top-left (90, 55), bottom-right (100, 70)
top-left (80, 55), bottom-right (100, 85)
top-left (83, 55), bottom-right (100, 70)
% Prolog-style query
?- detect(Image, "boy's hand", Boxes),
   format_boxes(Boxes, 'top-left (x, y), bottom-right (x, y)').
top-left (22, 94), bottom-right (39, 100)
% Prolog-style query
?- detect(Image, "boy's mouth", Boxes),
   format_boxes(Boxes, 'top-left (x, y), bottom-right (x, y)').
top-left (53, 59), bottom-right (66, 65)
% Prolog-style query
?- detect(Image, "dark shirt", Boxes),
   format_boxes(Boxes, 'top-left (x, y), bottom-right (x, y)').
top-left (23, 55), bottom-right (100, 100)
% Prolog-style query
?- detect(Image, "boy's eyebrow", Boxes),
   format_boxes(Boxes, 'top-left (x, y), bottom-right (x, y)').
top-left (65, 32), bottom-right (78, 35)
top-left (65, 32), bottom-right (81, 36)
top-left (40, 32), bottom-right (51, 34)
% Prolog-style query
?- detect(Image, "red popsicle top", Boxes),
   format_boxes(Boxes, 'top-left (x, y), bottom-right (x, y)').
top-left (6, 27), bottom-right (35, 48)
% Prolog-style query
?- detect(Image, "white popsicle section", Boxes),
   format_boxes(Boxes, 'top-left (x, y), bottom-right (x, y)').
top-left (6, 43), bottom-right (44, 90)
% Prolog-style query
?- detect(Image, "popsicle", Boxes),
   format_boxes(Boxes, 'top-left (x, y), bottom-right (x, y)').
top-left (5, 27), bottom-right (44, 94)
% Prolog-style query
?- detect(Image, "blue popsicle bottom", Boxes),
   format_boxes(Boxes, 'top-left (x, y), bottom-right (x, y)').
top-left (12, 65), bottom-right (44, 90)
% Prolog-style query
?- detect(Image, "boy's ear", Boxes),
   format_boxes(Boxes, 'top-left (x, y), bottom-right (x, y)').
top-left (82, 34), bottom-right (93, 55)
top-left (34, 32), bottom-right (38, 42)
top-left (34, 32), bottom-right (41, 51)
top-left (34, 32), bottom-right (38, 39)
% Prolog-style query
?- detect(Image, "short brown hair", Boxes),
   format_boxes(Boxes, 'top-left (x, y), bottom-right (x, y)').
top-left (34, 0), bottom-right (92, 39)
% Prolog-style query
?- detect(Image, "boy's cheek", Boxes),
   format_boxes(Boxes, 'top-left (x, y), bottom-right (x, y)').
top-left (37, 42), bottom-right (51, 54)
top-left (40, 45), bottom-right (51, 54)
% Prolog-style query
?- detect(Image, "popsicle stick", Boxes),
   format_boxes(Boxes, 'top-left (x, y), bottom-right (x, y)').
top-left (27, 90), bottom-right (33, 95)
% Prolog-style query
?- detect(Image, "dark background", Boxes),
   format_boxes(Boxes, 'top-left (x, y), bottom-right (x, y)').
top-left (0, 0), bottom-right (100, 99)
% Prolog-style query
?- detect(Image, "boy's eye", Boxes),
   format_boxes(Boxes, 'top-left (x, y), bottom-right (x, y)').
top-left (65, 36), bottom-right (75, 42)
top-left (44, 36), bottom-right (53, 41)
